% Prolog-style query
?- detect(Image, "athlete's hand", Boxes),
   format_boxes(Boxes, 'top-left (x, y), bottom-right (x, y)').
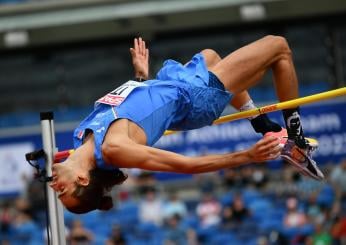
top-left (130, 37), bottom-right (149, 81)
top-left (247, 136), bottom-right (281, 163)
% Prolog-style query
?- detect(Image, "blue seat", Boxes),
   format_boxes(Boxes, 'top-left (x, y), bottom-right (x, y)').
top-left (237, 229), bottom-right (257, 243)
top-left (79, 211), bottom-right (102, 229)
top-left (260, 218), bottom-right (283, 233)
top-left (135, 222), bottom-right (161, 240)
top-left (93, 234), bottom-right (108, 245)
top-left (10, 221), bottom-right (41, 245)
top-left (300, 224), bottom-right (314, 236)
top-left (181, 214), bottom-right (199, 229)
top-left (267, 208), bottom-right (285, 221)
top-left (111, 202), bottom-right (139, 229)
top-left (281, 226), bottom-right (300, 240)
top-left (317, 185), bottom-right (335, 207)
top-left (219, 191), bottom-right (233, 206)
top-left (244, 238), bottom-right (259, 245)
top-left (240, 219), bottom-right (259, 233)
top-left (209, 232), bottom-right (237, 245)
top-left (243, 190), bottom-right (263, 206)
top-left (196, 225), bottom-right (219, 244)
top-left (249, 198), bottom-right (271, 209)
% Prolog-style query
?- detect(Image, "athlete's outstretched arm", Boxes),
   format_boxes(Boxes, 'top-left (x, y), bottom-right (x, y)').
top-left (102, 136), bottom-right (281, 174)
top-left (130, 37), bottom-right (149, 81)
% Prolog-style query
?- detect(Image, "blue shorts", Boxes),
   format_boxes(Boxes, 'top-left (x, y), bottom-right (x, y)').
top-left (74, 53), bottom-right (232, 169)
top-left (115, 53), bottom-right (232, 145)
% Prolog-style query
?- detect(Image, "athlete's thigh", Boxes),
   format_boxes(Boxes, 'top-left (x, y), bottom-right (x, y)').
top-left (209, 36), bottom-right (286, 94)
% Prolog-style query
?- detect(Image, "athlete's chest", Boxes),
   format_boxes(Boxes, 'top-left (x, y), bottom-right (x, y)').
top-left (108, 119), bottom-right (147, 145)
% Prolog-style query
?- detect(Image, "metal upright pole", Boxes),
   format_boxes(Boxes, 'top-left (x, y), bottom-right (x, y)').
top-left (40, 112), bottom-right (66, 245)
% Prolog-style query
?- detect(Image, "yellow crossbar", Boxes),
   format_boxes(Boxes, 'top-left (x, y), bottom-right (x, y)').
top-left (164, 87), bottom-right (346, 136)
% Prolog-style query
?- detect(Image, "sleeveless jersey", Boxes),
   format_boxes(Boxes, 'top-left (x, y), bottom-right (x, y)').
top-left (73, 53), bottom-right (232, 170)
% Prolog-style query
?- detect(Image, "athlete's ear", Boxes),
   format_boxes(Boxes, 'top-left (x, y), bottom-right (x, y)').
top-left (76, 175), bottom-right (89, 186)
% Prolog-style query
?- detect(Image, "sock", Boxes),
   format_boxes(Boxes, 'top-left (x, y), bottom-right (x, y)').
top-left (239, 100), bottom-right (282, 135)
top-left (282, 108), bottom-right (307, 148)
top-left (250, 114), bottom-right (282, 135)
top-left (239, 100), bottom-right (258, 120)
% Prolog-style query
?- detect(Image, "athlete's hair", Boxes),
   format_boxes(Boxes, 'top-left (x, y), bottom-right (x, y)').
top-left (66, 169), bottom-right (128, 214)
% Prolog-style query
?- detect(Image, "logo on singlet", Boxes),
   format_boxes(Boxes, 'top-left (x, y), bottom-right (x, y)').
top-left (77, 130), bottom-right (84, 139)
top-left (95, 80), bottom-right (148, 107)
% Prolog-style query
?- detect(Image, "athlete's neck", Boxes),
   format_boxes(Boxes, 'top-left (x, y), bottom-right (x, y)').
top-left (67, 134), bottom-right (96, 172)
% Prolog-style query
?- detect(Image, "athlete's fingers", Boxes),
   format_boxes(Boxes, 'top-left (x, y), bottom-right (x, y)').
top-left (257, 137), bottom-right (280, 154)
top-left (264, 135), bottom-right (279, 144)
top-left (138, 37), bottom-right (143, 54)
top-left (129, 48), bottom-right (135, 58)
top-left (142, 40), bottom-right (146, 56)
top-left (254, 137), bottom-right (282, 162)
top-left (264, 148), bottom-right (280, 160)
top-left (257, 150), bottom-right (280, 162)
top-left (267, 151), bottom-right (281, 160)
top-left (259, 135), bottom-right (277, 144)
top-left (134, 38), bottom-right (139, 52)
top-left (145, 48), bottom-right (149, 61)
top-left (258, 141), bottom-right (280, 160)
top-left (271, 145), bottom-right (282, 155)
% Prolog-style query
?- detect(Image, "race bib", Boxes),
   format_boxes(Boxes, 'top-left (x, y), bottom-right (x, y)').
top-left (95, 80), bottom-right (147, 107)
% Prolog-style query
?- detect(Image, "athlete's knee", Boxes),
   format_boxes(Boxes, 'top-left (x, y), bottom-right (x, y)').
top-left (263, 35), bottom-right (292, 57)
top-left (201, 49), bottom-right (221, 68)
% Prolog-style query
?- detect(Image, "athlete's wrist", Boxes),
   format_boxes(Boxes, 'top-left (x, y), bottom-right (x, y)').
top-left (244, 149), bottom-right (255, 163)
top-left (134, 71), bottom-right (148, 82)
top-left (231, 150), bottom-right (252, 166)
top-left (134, 76), bottom-right (147, 82)
top-left (222, 151), bottom-right (251, 169)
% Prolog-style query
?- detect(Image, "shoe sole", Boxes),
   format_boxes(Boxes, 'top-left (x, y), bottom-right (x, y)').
top-left (281, 154), bottom-right (324, 181)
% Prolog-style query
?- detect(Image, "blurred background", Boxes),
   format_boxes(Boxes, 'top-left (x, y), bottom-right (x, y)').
top-left (0, 0), bottom-right (345, 244)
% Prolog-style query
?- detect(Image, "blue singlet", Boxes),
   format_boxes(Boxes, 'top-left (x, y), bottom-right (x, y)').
top-left (73, 53), bottom-right (232, 170)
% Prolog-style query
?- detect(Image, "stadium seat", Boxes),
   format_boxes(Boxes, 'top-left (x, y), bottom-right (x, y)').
top-left (317, 185), bottom-right (335, 207)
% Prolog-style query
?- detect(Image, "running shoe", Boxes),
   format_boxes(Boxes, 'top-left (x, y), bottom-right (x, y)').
top-left (281, 139), bottom-right (324, 180)
top-left (264, 128), bottom-right (288, 148)
top-left (264, 128), bottom-right (318, 150)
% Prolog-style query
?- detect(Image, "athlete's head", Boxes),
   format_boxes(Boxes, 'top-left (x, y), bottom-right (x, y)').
top-left (50, 159), bottom-right (127, 214)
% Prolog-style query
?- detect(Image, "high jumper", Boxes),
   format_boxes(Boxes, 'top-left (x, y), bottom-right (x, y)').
top-left (50, 36), bottom-right (324, 214)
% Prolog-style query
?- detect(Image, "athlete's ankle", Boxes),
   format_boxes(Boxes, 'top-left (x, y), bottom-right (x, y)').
top-left (283, 107), bottom-right (307, 147)
top-left (250, 114), bottom-right (282, 135)
top-left (293, 135), bottom-right (308, 149)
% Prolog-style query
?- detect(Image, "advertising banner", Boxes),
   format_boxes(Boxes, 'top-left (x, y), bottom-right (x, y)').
top-left (0, 143), bottom-right (34, 196)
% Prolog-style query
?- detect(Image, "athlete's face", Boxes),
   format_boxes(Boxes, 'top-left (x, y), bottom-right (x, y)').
top-left (50, 163), bottom-right (82, 209)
